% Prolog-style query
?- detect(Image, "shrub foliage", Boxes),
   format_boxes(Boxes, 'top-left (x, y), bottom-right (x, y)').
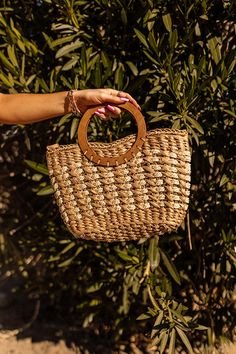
top-left (0, 0), bottom-right (235, 352)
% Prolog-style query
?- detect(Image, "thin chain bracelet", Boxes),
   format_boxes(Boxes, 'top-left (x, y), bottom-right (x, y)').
top-left (66, 90), bottom-right (82, 116)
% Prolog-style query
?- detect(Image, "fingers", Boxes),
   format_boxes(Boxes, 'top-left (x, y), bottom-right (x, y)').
top-left (99, 89), bottom-right (141, 110)
top-left (117, 91), bottom-right (141, 110)
top-left (94, 106), bottom-right (121, 120)
top-left (99, 93), bottom-right (129, 106)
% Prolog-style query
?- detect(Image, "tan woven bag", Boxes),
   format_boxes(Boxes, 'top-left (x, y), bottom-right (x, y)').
top-left (46, 102), bottom-right (191, 242)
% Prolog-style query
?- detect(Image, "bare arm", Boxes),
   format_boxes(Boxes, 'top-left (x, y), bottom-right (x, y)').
top-left (0, 89), bottom-right (140, 125)
top-left (0, 92), bottom-right (67, 124)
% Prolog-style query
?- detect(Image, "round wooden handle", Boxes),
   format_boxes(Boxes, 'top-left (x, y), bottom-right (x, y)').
top-left (77, 101), bottom-right (146, 166)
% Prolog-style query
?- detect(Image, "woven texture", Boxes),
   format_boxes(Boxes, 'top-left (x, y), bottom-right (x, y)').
top-left (46, 129), bottom-right (191, 242)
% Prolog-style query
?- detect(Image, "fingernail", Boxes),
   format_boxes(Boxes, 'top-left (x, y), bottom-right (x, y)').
top-left (107, 105), bottom-right (115, 112)
top-left (120, 97), bottom-right (129, 102)
top-left (97, 108), bottom-right (106, 113)
top-left (95, 111), bottom-right (103, 116)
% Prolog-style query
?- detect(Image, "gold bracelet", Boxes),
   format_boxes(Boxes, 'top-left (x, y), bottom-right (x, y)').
top-left (66, 90), bottom-right (81, 116)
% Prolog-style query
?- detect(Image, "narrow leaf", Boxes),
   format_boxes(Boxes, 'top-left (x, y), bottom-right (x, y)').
top-left (136, 313), bottom-right (150, 320)
top-left (126, 61), bottom-right (138, 76)
top-left (151, 311), bottom-right (164, 339)
top-left (168, 328), bottom-right (176, 354)
top-left (186, 116), bottom-right (204, 134)
top-left (0, 52), bottom-right (16, 73)
top-left (154, 310), bottom-right (164, 326)
top-left (220, 174), bottom-right (228, 187)
top-left (25, 160), bottom-right (49, 175)
top-left (162, 14), bottom-right (172, 32)
top-left (60, 242), bottom-right (76, 254)
top-left (70, 118), bottom-right (79, 139)
top-left (117, 251), bottom-right (133, 262)
top-left (147, 286), bottom-right (160, 310)
top-left (176, 327), bottom-right (193, 353)
top-left (149, 237), bottom-right (160, 271)
top-left (207, 37), bottom-right (221, 64)
top-left (160, 331), bottom-right (169, 353)
top-left (55, 41), bottom-right (82, 59)
top-left (7, 45), bottom-right (19, 68)
top-left (160, 249), bottom-right (181, 285)
top-left (121, 8), bottom-right (127, 26)
top-left (37, 185), bottom-right (54, 196)
top-left (195, 324), bottom-right (209, 330)
top-left (58, 257), bottom-right (74, 267)
top-left (134, 28), bottom-right (149, 48)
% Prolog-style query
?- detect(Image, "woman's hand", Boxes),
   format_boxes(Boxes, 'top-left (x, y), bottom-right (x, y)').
top-left (73, 88), bottom-right (141, 120)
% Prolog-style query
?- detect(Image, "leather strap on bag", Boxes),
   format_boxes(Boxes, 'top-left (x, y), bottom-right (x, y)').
top-left (77, 101), bottom-right (146, 166)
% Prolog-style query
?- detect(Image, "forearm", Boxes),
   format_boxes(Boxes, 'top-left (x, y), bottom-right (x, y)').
top-left (0, 92), bottom-right (68, 124)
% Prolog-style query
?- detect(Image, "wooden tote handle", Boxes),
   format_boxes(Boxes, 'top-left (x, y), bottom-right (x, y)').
top-left (77, 101), bottom-right (147, 167)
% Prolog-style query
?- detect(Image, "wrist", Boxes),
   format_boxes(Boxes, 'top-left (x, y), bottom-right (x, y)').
top-left (65, 90), bottom-right (82, 116)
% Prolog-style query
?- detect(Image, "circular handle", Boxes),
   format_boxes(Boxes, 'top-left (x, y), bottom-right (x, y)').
top-left (77, 101), bottom-right (146, 166)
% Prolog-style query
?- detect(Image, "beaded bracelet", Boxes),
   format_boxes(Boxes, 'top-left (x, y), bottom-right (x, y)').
top-left (66, 90), bottom-right (81, 116)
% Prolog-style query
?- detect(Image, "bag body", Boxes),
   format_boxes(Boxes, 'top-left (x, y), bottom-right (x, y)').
top-left (46, 102), bottom-right (191, 242)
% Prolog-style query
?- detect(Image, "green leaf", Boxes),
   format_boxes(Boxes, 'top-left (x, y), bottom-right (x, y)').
top-left (143, 50), bottom-right (159, 65)
top-left (121, 7), bottom-right (127, 26)
top-left (160, 249), bottom-right (181, 285)
top-left (168, 328), bottom-right (176, 354)
top-left (60, 242), bottom-right (76, 254)
top-left (195, 324), bottom-right (209, 330)
top-left (0, 72), bottom-right (13, 87)
top-left (7, 45), bottom-right (19, 68)
top-left (0, 52), bottom-right (16, 73)
top-left (169, 29), bottom-right (178, 49)
top-left (160, 330), bottom-right (169, 353)
top-left (149, 237), bottom-right (160, 271)
top-left (25, 160), bottom-right (49, 175)
top-left (122, 284), bottom-right (129, 314)
top-left (26, 74), bottom-right (36, 86)
top-left (147, 286), bottom-right (160, 310)
top-left (176, 327), bottom-right (193, 353)
top-left (151, 311), bottom-right (164, 338)
top-left (170, 308), bottom-right (188, 326)
top-left (114, 63), bottom-right (124, 90)
top-left (148, 31), bottom-right (159, 56)
top-left (136, 313), bottom-right (150, 320)
top-left (220, 174), bottom-right (228, 187)
top-left (17, 39), bottom-right (26, 53)
top-left (32, 173), bottom-right (43, 182)
top-left (58, 257), bottom-right (74, 267)
top-left (150, 333), bottom-right (161, 347)
top-left (81, 46), bottom-right (87, 78)
top-left (70, 118), bottom-right (79, 139)
top-left (50, 34), bottom-right (77, 48)
top-left (162, 14), bottom-right (172, 32)
top-left (134, 28), bottom-right (149, 48)
top-left (126, 61), bottom-right (138, 76)
top-left (116, 251), bottom-right (133, 262)
top-left (155, 310), bottom-right (164, 325)
top-left (55, 41), bottom-right (82, 59)
top-left (101, 51), bottom-right (111, 69)
top-left (37, 185), bottom-right (54, 196)
top-left (223, 109), bottom-right (236, 118)
top-left (62, 58), bottom-right (78, 71)
top-left (207, 37), bottom-right (221, 64)
top-left (186, 116), bottom-right (204, 134)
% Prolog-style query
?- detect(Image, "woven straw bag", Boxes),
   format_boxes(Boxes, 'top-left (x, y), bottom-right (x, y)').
top-left (46, 102), bottom-right (191, 242)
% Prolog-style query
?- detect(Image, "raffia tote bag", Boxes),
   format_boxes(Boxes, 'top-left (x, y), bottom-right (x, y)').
top-left (46, 102), bottom-right (191, 242)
